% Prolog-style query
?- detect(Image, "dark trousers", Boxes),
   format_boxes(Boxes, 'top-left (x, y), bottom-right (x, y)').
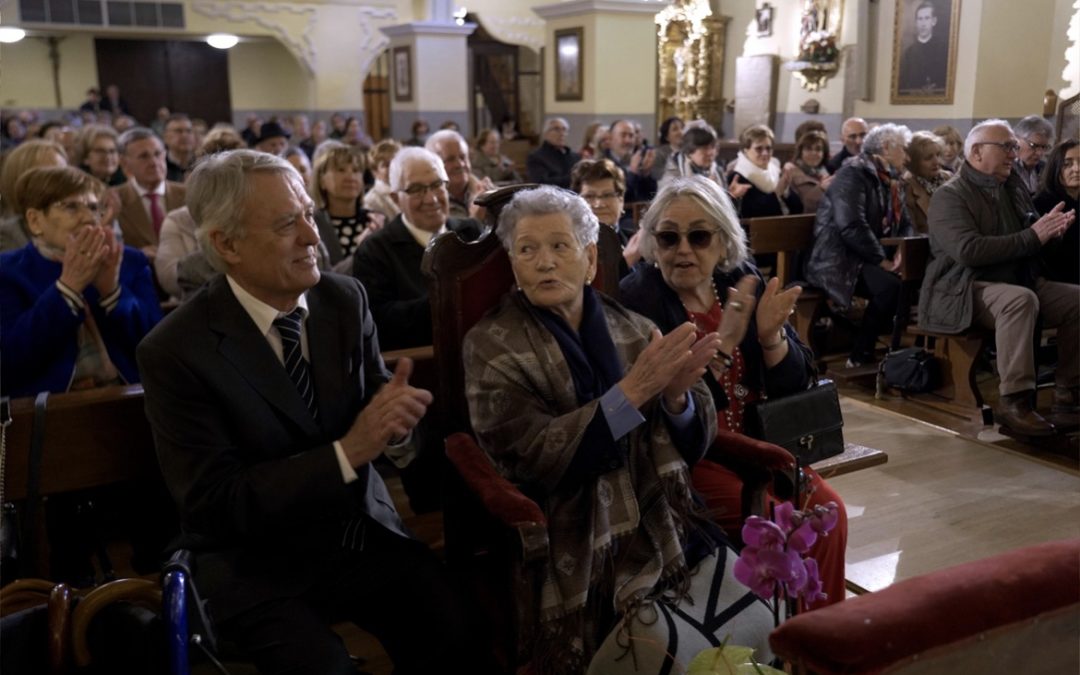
top-left (853, 263), bottom-right (901, 361)
top-left (217, 522), bottom-right (474, 675)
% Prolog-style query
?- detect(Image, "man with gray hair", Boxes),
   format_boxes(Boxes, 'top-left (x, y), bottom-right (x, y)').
top-left (112, 126), bottom-right (186, 261)
top-left (527, 117), bottom-right (580, 188)
top-left (137, 149), bottom-right (468, 673)
top-left (425, 128), bottom-right (492, 218)
top-left (919, 119), bottom-right (1078, 437)
top-left (1012, 114), bottom-right (1055, 195)
top-left (351, 146), bottom-right (482, 351)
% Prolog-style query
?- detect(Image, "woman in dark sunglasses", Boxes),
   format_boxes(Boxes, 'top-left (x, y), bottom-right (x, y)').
top-left (620, 176), bottom-right (848, 611)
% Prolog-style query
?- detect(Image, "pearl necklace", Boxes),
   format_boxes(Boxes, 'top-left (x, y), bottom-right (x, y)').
top-left (681, 280), bottom-right (748, 432)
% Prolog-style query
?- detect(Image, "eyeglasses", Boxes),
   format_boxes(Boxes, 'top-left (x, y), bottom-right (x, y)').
top-left (1022, 139), bottom-right (1052, 152)
top-left (581, 191), bottom-right (623, 203)
top-left (976, 141), bottom-right (1021, 155)
top-left (750, 145), bottom-right (774, 154)
top-left (50, 199), bottom-right (102, 218)
top-left (653, 229), bottom-right (720, 250)
top-left (401, 179), bottom-right (447, 198)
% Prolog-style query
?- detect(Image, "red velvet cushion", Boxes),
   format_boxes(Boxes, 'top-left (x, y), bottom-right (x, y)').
top-left (444, 432), bottom-right (546, 528)
top-left (713, 428), bottom-right (795, 470)
top-left (769, 538), bottom-right (1080, 674)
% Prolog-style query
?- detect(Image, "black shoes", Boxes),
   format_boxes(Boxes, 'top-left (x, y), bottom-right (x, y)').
top-left (997, 391), bottom-right (1056, 437)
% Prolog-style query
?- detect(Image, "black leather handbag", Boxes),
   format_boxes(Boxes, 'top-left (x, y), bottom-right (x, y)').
top-left (744, 379), bottom-right (845, 465)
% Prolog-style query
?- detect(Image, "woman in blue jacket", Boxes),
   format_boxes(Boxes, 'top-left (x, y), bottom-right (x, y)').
top-left (1, 166), bottom-right (161, 397)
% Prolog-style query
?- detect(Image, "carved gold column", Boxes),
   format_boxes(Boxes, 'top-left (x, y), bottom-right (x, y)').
top-left (656, 0), bottom-right (728, 131)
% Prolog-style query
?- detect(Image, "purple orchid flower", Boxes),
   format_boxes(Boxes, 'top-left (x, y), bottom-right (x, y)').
top-left (800, 558), bottom-right (827, 605)
top-left (808, 502), bottom-right (840, 535)
top-left (787, 518), bottom-right (819, 554)
top-left (782, 548), bottom-right (809, 597)
top-left (741, 515), bottom-right (786, 551)
top-left (733, 547), bottom-right (798, 599)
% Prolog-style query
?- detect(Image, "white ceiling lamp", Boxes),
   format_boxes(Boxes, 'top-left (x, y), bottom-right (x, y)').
top-left (0, 27), bottom-right (27, 43)
top-left (207, 33), bottom-right (239, 49)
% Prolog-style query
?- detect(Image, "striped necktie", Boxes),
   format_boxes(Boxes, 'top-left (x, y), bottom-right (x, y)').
top-left (272, 308), bottom-right (318, 419)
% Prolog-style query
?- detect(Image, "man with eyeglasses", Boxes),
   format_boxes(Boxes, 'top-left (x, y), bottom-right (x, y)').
top-left (350, 147), bottom-right (482, 351)
top-left (112, 127), bottom-right (186, 263)
top-left (825, 117), bottom-right (869, 174)
top-left (918, 119), bottom-right (1078, 437)
top-left (527, 117), bottom-right (580, 188)
top-left (1012, 115), bottom-right (1055, 196)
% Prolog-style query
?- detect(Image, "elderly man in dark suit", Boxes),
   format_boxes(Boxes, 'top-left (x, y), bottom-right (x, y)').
top-left (137, 150), bottom-right (468, 674)
top-left (351, 146), bottom-right (482, 351)
top-left (112, 127), bottom-right (186, 262)
top-left (526, 117), bottom-right (580, 188)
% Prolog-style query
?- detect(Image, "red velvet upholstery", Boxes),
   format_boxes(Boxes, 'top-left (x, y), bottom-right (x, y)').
top-left (444, 433), bottom-right (546, 531)
top-left (713, 429), bottom-right (796, 470)
top-left (769, 538), bottom-right (1080, 674)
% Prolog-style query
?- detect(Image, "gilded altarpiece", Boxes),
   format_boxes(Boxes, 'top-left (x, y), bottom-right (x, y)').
top-left (656, 1), bottom-right (729, 131)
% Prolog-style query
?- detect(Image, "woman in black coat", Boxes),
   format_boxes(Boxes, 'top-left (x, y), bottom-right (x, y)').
top-left (1033, 139), bottom-right (1079, 285)
top-left (804, 123), bottom-right (914, 366)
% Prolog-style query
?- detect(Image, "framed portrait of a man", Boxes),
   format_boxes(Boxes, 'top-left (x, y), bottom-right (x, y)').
top-left (891, 0), bottom-right (961, 104)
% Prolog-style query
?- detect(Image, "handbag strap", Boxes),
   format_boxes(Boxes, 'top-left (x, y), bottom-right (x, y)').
top-left (21, 392), bottom-right (49, 577)
top-left (0, 397), bottom-right (10, 508)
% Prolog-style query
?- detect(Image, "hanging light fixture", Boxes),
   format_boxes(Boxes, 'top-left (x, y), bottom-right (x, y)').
top-left (207, 33), bottom-right (239, 49)
top-left (0, 27), bottom-right (27, 43)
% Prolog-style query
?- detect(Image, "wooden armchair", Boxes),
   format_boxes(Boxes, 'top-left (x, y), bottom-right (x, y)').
top-left (421, 184), bottom-right (795, 671)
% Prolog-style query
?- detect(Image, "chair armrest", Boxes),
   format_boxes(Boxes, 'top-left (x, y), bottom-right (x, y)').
top-left (769, 538), bottom-right (1080, 675)
top-left (71, 578), bottom-right (162, 667)
top-left (444, 432), bottom-right (548, 561)
top-left (709, 429), bottom-right (795, 471)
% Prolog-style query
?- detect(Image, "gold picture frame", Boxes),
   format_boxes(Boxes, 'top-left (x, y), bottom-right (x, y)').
top-left (554, 28), bottom-right (583, 102)
top-left (890, 0), bottom-right (961, 104)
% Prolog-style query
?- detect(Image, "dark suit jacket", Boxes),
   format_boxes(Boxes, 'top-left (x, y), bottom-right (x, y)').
top-left (137, 273), bottom-right (408, 620)
top-left (113, 180), bottom-right (187, 250)
top-left (526, 141), bottom-right (580, 188)
top-left (351, 215), bottom-right (482, 350)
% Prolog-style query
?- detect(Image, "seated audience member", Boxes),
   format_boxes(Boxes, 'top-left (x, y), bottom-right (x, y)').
top-left (241, 115), bottom-right (262, 147)
top-left (526, 117), bottom-right (580, 188)
top-left (784, 130), bottom-right (833, 215)
top-left (464, 185), bottom-right (774, 673)
top-left (570, 158), bottom-right (640, 271)
top-left (903, 130), bottom-right (952, 234)
top-left (79, 87), bottom-right (102, 115)
top-left (2, 115), bottom-right (27, 151)
top-left (137, 149), bottom-right (470, 675)
top-left (0, 166), bottom-right (160, 397)
top-left (299, 119), bottom-right (327, 159)
top-left (659, 126), bottom-right (731, 193)
top-left (254, 121), bottom-right (290, 158)
top-left (351, 147), bottom-right (482, 350)
top-left (826, 117), bottom-right (869, 174)
top-left (75, 125), bottom-right (126, 186)
top-left (919, 119), bottom-right (1078, 436)
top-left (363, 139), bottom-right (402, 220)
top-left (1034, 140), bottom-right (1079, 285)
top-left (342, 116), bottom-right (372, 150)
top-left (933, 124), bottom-right (964, 172)
top-left (1, 139), bottom-right (68, 252)
top-left (404, 118), bottom-right (429, 147)
top-left (284, 146), bottom-right (313, 186)
top-left (1012, 114), bottom-right (1055, 195)
top-left (651, 116), bottom-right (685, 181)
top-left (329, 112), bottom-right (347, 139)
top-left (728, 124), bottom-right (802, 219)
top-left (164, 113), bottom-right (197, 182)
top-left (39, 121), bottom-right (77, 160)
top-left (100, 84), bottom-right (130, 117)
top-left (806, 123), bottom-right (914, 367)
top-left (604, 119), bottom-right (657, 203)
top-left (311, 143), bottom-right (382, 268)
top-left (620, 176), bottom-right (847, 610)
top-left (155, 128), bottom-right (246, 299)
top-left (112, 114), bottom-right (136, 134)
top-left (439, 120), bottom-right (460, 132)
top-left (113, 127), bottom-right (186, 262)
top-left (426, 129), bottom-right (493, 219)
top-left (578, 121), bottom-right (605, 160)
top-left (469, 128), bottom-right (521, 185)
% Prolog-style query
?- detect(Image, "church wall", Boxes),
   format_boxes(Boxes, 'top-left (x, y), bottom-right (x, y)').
top-left (1, 34), bottom-right (99, 110)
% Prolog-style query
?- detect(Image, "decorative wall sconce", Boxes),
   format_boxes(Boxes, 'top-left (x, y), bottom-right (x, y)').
top-left (785, 0), bottom-right (843, 92)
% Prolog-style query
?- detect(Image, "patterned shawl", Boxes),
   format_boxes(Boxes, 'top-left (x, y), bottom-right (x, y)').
top-left (463, 290), bottom-right (717, 673)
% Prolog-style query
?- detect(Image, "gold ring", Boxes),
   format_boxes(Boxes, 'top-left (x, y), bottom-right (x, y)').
top-left (729, 301), bottom-right (745, 312)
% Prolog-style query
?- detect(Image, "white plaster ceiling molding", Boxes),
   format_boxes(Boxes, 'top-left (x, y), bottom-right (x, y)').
top-left (533, 0), bottom-right (673, 20)
top-left (1065, 0), bottom-right (1079, 97)
top-left (481, 15), bottom-right (545, 51)
top-left (191, 2), bottom-right (397, 76)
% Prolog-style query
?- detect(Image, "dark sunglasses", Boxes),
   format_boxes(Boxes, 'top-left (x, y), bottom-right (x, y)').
top-left (654, 229), bottom-right (719, 250)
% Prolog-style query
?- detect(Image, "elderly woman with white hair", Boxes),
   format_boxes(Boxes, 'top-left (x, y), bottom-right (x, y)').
top-left (805, 122), bottom-right (915, 367)
top-left (464, 185), bottom-right (774, 674)
top-left (620, 176), bottom-right (847, 611)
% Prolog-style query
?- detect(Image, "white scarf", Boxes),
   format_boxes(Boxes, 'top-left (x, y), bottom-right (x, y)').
top-left (733, 151), bottom-right (782, 194)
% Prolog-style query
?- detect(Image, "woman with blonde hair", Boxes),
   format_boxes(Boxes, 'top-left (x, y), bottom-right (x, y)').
top-left (1, 139), bottom-right (69, 251)
top-left (903, 130), bottom-right (951, 234)
top-left (784, 130), bottom-right (833, 214)
top-left (75, 125), bottom-right (125, 186)
top-left (363, 139), bottom-right (402, 219)
top-left (310, 143), bottom-right (382, 267)
top-left (728, 124), bottom-right (802, 219)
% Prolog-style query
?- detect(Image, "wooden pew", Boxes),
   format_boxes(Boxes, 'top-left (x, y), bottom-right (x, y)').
top-left (880, 236), bottom-right (992, 424)
top-left (745, 213), bottom-right (825, 352)
top-left (3, 385), bottom-right (164, 579)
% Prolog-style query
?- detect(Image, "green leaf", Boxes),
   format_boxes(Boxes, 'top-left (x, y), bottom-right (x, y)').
top-left (686, 646), bottom-right (786, 675)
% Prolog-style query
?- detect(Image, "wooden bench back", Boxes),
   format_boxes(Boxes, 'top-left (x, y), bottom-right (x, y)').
top-left (882, 236), bottom-right (931, 283)
top-left (745, 213), bottom-right (816, 286)
top-left (3, 385), bottom-right (159, 502)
